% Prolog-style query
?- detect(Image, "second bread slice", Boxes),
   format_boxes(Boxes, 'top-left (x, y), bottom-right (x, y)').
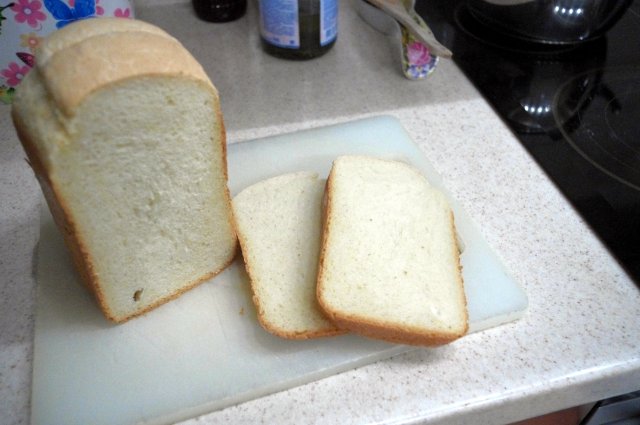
top-left (317, 156), bottom-right (468, 346)
top-left (233, 172), bottom-right (344, 339)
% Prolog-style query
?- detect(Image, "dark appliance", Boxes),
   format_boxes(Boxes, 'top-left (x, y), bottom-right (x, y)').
top-left (415, 0), bottom-right (640, 285)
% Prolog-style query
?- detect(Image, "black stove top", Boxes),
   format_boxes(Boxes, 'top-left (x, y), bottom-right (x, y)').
top-left (416, 0), bottom-right (640, 284)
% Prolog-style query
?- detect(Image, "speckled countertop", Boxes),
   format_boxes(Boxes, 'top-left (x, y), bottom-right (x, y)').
top-left (1, 1), bottom-right (639, 424)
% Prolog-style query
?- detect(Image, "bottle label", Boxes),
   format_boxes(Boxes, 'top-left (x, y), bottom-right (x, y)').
top-left (259, 0), bottom-right (300, 49)
top-left (320, 0), bottom-right (338, 46)
top-left (259, 0), bottom-right (338, 50)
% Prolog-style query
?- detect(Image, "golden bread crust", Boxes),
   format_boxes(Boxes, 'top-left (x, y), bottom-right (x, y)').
top-left (315, 168), bottom-right (334, 322)
top-left (36, 18), bottom-right (173, 66)
top-left (41, 30), bottom-right (213, 117)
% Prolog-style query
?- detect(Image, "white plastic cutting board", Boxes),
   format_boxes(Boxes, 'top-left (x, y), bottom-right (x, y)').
top-left (31, 116), bottom-right (527, 425)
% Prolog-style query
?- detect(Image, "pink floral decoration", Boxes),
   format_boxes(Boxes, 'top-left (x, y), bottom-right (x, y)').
top-left (114, 7), bottom-right (130, 18)
top-left (11, 0), bottom-right (47, 28)
top-left (20, 32), bottom-right (43, 53)
top-left (1, 62), bottom-right (31, 87)
top-left (406, 41), bottom-right (431, 67)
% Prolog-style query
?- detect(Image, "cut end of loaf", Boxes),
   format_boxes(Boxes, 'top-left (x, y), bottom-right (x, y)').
top-left (61, 77), bottom-right (237, 323)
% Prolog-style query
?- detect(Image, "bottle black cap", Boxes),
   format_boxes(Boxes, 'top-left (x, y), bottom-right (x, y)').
top-left (193, 0), bottom-right (247, 23)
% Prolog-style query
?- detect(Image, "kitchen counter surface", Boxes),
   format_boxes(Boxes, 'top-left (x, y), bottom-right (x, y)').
top-left (1, 1), bottom-right (639, 424)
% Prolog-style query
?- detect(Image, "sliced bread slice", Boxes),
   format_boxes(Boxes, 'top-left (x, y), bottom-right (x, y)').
top-left (232, 172), bottom-right (345, 339)
top-left (317, 155), bottom-right (468, 346)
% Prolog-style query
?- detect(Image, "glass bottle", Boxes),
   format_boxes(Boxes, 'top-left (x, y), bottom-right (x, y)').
top-left (259, 0), bottom-right (338, 60)
top-left (192, 0), bottom-right (247, 22)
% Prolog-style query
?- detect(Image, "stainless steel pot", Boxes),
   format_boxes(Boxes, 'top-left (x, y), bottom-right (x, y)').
top-left (467, 0), bottom-right (634, 44)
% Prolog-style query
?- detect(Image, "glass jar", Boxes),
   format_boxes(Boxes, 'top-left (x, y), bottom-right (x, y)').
top-left (259, 0), bottom-right (338, 60)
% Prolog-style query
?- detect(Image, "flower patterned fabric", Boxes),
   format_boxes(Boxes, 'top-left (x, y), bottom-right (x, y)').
top-left (12, 0), bottom-right (47, 28)
top-left (0, 0), bottom-right (133, 103)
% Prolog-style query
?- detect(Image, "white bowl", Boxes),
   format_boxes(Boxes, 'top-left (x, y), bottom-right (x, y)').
top-left (1, 0), bottom-right (135, 104)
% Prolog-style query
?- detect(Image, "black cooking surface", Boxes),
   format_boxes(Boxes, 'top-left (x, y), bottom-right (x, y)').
top-left (415, 0), bottom-right (640, 283)
top-left (556, 67), bottom-right (640, 190)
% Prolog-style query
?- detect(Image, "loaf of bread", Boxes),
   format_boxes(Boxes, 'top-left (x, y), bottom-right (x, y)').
top-left (232, 172), bottom-right (344, 339)
top-left (317, 156), bottom-right (468, 346)
top-left (12, 18), bottom-right (237, 323)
